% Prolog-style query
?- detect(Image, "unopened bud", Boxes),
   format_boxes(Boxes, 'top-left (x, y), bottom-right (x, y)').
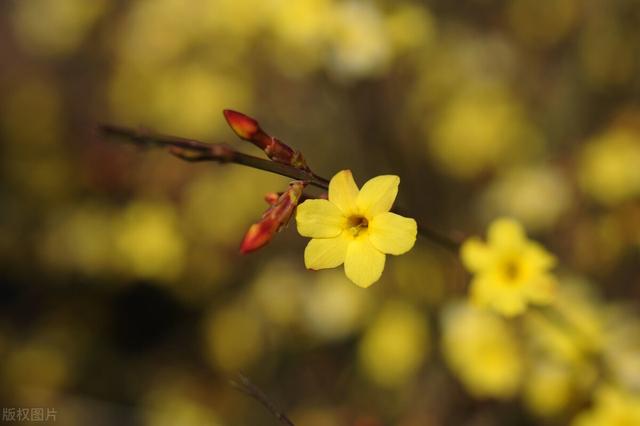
top-left (223, 109), bottom-right (260, 141)
top-left (240, 181), bottom-right (306, 254)
top-left (223, 109), bottom-right (310, 172)
top-left (264, 192), bottom-right (279, 205)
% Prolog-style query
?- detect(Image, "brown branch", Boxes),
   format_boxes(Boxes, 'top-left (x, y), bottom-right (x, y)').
top-left (230, 374), bottom-right (295, 426)
top-left (98, 124), bottom-right (462, 252)
top-left (99, 124), bottom-right (329, 190)
top-left (417, 223), bottom-right (462, 252)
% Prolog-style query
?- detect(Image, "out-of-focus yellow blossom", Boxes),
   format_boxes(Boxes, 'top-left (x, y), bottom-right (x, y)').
top-left (578, 128), bottom-right (640, 206)
top-left (144, 376), bottom-right (223, 426)
top-left (199, 0), bottom-right (270, 40)
top-left (114, 200), bottom-right (185, 281)
top-left (523, 361), bottom-right (574, 417)
top-left (603, 308), bottom-right (640, 390)
top-left (358, 301), bottom-right (429, 387)
top-left (203, 303), bottom-right (264, 372)
top-left (296, 170), bottom-right (417, 288)
top-left (10, 0), bottom-right (107, 56)
top-left (109, 65), bottom-right (250, 138)
top-left (40, 205), bottom-right (116, 275)
top-left (328, 1), bottom-right (391, 79)
top-left (442, 302), bottom-right (523, 398)
top-left (250, 259), bottom-right (305, 328)
top-left (385, 3), bottom-right (436, 53)
top-left (461, 218), bottom-right (557, 316)
top-left (4, 342), bottom-right (69, 395)
top-left (268, 0), bottom-right (335, 74)
top-left (523, 279), bottom-right (604, 404)
top-left (116, 0), bottom-right (205, 68)
top-left (411, 35), bottom-right (517, 111)
top-left (479, 166), bottom-right (572, 232)
top-left (428, 84), bottom-right (541, 178)
top-left (302, 270), bottom-right (371, 341)
top-left (572, 385), bottom-right (640, 426)
top-left (527, 279), bottom-right (605, 363)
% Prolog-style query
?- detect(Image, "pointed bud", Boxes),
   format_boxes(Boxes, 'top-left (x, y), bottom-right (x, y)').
top-left (264, 192), bottom-right (279, 205)
top-left (223, 109), bottom-right (310, 172)
top-left (240, 181), bottom-right (306, 254)
top-left (240, 221), bottom-right (281, 254)
top-left (223, 109), bottom-right (260, 141)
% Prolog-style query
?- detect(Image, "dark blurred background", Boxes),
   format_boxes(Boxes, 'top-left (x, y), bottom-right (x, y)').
top-left (1, 0), bottom-right (639, 425)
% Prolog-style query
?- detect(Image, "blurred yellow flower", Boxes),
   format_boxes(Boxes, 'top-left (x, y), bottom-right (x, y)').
top-left (296, 170), bottom-right (417, 288)
top-left (461, 218), bottom-right (556, 316)
top-left (114, 200), bottom-right (186, 281)
top-left (441, 302), bottom-right (523, 398)
top-left (572, 385), bottom-right (640, 426)
top-left (302, 270), bottom-right (372, 341)
top-left (479, 166), bottom-right (572, 232)
top-left (328, 1), bottom-right (391, 79)
top-left (358, 301), bottom-right (429, 387)
top-left (203, 303), bottom-right (264, 372)
top-left (523, 360), bottom-right (574, 417)
top-left (524, 278), bottom-right (605, 366)
top-left (578, 127), bottom-right (640, 206)
top-left (428, 84), bottom-right (541, 179)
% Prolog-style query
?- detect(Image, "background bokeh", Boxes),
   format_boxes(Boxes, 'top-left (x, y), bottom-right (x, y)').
top-left (1, 0), bottom-right (640, 425)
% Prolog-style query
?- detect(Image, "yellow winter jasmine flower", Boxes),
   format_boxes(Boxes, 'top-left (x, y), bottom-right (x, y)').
top-left (461, 218), bottom-right (556, 316)
top-left (572, 385), bottom-right (640, 426)
top-left (296, 170), bottom-right (417, 288)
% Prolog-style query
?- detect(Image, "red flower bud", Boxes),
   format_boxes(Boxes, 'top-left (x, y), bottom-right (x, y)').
top-left (223, 109), bottom-right (310, 172)
top-left (240, 181), bottom-right (306, 254)
top-left (264, 192), bottom-right (279, 205)
top-left (223, 109), bottom-right (260, 141)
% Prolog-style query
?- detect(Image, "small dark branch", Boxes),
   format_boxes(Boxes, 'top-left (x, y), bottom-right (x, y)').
top-left (230, 374), bottom-right (295, 426)
top-left (417, 223), bottom-right (462, 253)
top-left (98, 124), bottom-right (464, 251)
top-left (98, 124), bottom-right (329, 190)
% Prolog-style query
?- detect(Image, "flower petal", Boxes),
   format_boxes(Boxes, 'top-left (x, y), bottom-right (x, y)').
top-left (470, 276), bottom-right (526, 317)
top-left (523, 273), bottom-right (556, 304)
top-left (522, 242), bottom-right (556, 271)
top-left (368, 212), bottom-right (417, 255)
top-left (357, 175), bottom-right (399, 217)
top-left (304, 233), bottom-right (350, 270)
top-left (344, 236), bottom-right (385, 288)
top-left (491, 292), bottom-right (527, 317)
top-left (460, 237), bottom-right (494, 272)
top-left (329, 170), bottom-right (360, 215)
top-left (487, 218), bottom-right (526, 252)
top-left (296, 199), bottom-right (346, 238)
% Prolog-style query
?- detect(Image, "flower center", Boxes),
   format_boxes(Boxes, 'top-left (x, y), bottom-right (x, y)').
top-left (347, 215), bottom-right (368, 237)
top-left (502, 259), bottom-right (521, 282)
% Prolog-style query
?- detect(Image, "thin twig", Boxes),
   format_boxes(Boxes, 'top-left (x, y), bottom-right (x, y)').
top-left (98, 124), bottom-right (463, 252)
top-left (230, 374), bottom-right (295, 426)
top-left (99, 124), bottom-right (328, 189)
top-left (417, 223), bottom-right (461, 252)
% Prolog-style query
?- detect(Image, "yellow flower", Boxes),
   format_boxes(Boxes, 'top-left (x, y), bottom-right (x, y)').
top-left (296, 170), bottom-right (417, 288)
top-left (572, 385), bottom-right (640, 426)
top-left (441, 302), bottom-right (523, 398)
top-left (461, 218), bottom-right (556, 316)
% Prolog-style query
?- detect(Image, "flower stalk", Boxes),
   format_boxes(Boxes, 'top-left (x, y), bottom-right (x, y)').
top-left (98, 116), bottom-right (461, 253)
